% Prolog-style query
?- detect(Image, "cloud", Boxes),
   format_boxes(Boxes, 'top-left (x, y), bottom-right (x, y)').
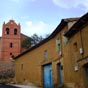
top-left (22, 21), bottom-right (55, 37)
top-left (52, 0), bottom-right (88, 11)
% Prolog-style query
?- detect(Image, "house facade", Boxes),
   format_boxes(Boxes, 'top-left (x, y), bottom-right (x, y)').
top-left (14, 13), bottom-right (88, 88)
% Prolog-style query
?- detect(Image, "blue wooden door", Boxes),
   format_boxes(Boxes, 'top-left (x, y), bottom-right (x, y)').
top-left (59, 64), bottom-right (62, 84)
top-left (43, 64), bottom-right (53, 88)
top-left (58, 64), bottom-right (63, 84)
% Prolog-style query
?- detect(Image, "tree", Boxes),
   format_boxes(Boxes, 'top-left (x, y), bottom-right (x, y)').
top-left (45, 34), bottom-right (50, 38)
top-left (31, 34), bottom-right (44, 46)
top-left (21, 34), bottom-right (49, 47)
top-left (21, 37), bottom-right (31, 49)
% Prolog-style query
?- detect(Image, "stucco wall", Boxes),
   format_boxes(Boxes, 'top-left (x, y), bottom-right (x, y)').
top-left (15, 19), bottom-right (88, 88)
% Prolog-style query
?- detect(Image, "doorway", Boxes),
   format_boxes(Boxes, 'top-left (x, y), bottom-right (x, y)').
top-left (83, 63), bottom-right (88, 84)
top-left (43, 64), bottom-right (53, 88)
top-left (57, 63), bottom-right (63, 84)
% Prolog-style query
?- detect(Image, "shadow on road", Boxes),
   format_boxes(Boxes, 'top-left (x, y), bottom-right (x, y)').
top-left (0, 85), bottom-right (20, 88)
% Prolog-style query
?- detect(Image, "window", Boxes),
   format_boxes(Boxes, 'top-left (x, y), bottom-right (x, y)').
top-left (73, 42), bottom-right (78, 51)
top-left (63, 36), bottom-right (69, 44)
top-left (6, 28), bottom-right (9, 34)
top-left (14, 28), bottom-right (17, 35)
top-left (44, 50), bottom-right (48, 60)
top-left (10, 53), bottom-right (12, 55)
top-left (56, 39), bottom-right (61, 52)
top-left (21, 64), bottom-right (23, 70)
top-left (10, 43), bottom-right (13, 48)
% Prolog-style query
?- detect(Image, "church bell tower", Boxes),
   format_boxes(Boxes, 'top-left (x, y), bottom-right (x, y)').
top-left (1, 20), bottom-right (21, 61)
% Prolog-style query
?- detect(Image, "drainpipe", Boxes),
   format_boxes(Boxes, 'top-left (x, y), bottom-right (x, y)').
top-left (79, 29), bottom-right (84, 87)
top-left (74, 29), bottom-right (84, 71)
top-left (79, 29), bottom-right (84, 58)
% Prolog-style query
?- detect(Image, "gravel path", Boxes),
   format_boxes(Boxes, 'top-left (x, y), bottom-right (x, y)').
top-left (10, 84), bottom-right (40, 88)
top-left (0, 85), bottom-right (20, 88)
top-left (0, 84), bottom-right (41, 88)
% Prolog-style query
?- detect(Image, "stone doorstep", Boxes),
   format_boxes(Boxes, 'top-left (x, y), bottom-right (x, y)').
top-left (22, 81), bottom-right (41, 87)
top-left (26, 83), bottom-right (41, 88)
top-left (65, 83), bottom-right (75, 88)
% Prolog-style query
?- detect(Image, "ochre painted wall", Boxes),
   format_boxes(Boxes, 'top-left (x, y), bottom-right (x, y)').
top-left (15, 20), bottom-right (88, 88)
top-left (15, 27), bottom-right (66, 86)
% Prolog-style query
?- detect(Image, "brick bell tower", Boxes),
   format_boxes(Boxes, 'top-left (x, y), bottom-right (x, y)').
top-left (1, 20), bottom-right (21, 61)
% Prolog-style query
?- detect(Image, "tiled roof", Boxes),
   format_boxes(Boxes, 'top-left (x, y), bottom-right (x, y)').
top-left (14, 17), bottom-right (79, 59)
top-left (64, 13), bottom-right (88, 37)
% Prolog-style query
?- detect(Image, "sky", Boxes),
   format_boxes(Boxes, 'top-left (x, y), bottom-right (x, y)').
top-left (0, 0), bottom-right (87, 37)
